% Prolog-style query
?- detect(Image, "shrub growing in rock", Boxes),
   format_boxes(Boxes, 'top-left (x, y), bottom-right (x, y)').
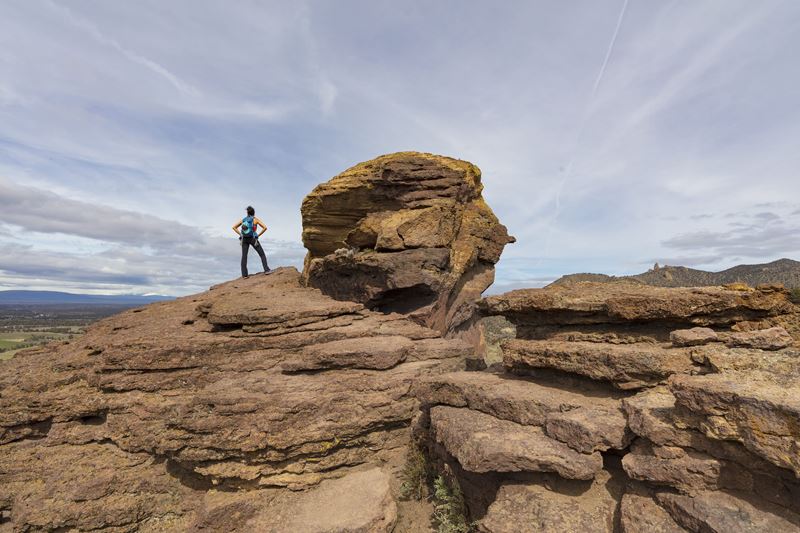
top-left (432, 475), bottom-right (471, 533)
top-left (791, 288), bottom-right (800, 304)
top-left (399, 445), bottom-right (428, 501)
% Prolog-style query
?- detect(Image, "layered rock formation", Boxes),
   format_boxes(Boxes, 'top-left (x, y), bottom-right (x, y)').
top-left (0, 152), bottom-right (515, 532)
top-left (0, 268), bottom-right (473, 530)
top-left (415, 281), bottom-right (800, 532)
top-left (301, 152), bottom-right (514, 336)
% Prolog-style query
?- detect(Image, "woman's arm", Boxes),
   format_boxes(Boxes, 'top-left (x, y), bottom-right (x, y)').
top-left (232, 220), bottom-right (242, 236)
top-left (255, 217), bottom-right (268, 237)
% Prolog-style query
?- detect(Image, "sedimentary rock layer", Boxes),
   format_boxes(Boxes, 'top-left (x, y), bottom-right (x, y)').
top-left (502, 339), bottom-right (696, 389)
top-left (480, 282), bottom-right (795, 328)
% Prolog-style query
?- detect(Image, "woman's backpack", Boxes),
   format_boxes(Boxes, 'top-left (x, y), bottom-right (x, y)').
top-left (241, 216), bottom-right (256, 237)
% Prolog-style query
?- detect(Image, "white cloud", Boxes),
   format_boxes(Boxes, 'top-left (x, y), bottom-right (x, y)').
top-left (0, 178), bottom-right (201, 247)
top-left (0, 181), bottom-right (306, 294)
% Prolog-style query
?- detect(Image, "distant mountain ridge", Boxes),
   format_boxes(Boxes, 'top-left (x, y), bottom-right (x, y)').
top-left (0, 290), bottom-right (173, 305)
top-left (550, 258), bottom-right (800, 289)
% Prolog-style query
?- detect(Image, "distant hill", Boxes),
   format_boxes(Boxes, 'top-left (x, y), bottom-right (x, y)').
top-left (0, 290), bottom-right (173, 305)
top-left (550, 258), bottom-right (800, 289)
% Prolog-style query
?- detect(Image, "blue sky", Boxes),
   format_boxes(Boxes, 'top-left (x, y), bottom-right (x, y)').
top-left (1, 0), bottom-right (799, 295)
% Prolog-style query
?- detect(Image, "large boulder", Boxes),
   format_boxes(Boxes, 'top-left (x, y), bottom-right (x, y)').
top-left (301, 152), bottom-right (514, 335)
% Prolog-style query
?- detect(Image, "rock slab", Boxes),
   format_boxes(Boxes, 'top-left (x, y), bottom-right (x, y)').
top-left (429, 405), bottom-right (603, 480)
top-left (477, 471), bottom-right (621, 533)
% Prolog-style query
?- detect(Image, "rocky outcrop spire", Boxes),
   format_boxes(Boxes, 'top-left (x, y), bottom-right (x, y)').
top-left (301, 152), bottom-right (514, 336)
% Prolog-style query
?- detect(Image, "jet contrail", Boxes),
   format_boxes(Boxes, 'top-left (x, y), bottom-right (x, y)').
top-left (541, 0), bottom-right (630, 259)
top-left (45, 0), bottom-right (201, 98)
top-left (591, 0), bottom-right (630, 100)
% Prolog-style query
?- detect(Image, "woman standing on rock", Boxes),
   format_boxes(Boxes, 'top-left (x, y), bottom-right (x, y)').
top-left (232, 206), bottom-right (270, 278)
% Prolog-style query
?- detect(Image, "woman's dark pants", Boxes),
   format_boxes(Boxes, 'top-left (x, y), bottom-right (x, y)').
top-left (241, 236), bottom-right (269, 276)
